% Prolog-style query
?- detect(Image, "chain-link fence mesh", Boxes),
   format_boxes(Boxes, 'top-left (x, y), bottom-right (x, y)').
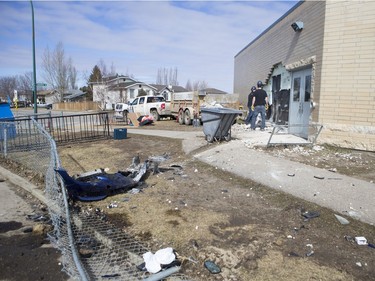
top-left (0, 115), bottom-right (191, 281)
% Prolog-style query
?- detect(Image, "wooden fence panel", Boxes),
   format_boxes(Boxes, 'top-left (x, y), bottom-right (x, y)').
top-left (53, 101), bottom-right (101, 111)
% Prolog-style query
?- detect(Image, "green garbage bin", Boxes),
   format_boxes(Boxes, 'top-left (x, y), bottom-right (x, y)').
top-left (201, 107), bottom-right (241, 143)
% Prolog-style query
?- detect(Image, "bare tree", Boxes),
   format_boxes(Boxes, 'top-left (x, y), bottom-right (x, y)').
top-left (110, 62), bottom-right (116, 76)
top-left (98, 59), bottom-right (108, 77)
top-left (156, 67), bottom-right (179, 85)
top-left (68, 58), bottom-right (77, 90)
top-left (41, 42), bottom-right (75, 101)
top-left (185, 79), bottom-right (192, 91)
top-left (97, 59), bottom-right (118, 78)
top-left (17, 72), bottom-right (33, 101)
top-left (0, 76), bottom-right (17, 100)
top-left (192, 80), bottom-right (208, 91)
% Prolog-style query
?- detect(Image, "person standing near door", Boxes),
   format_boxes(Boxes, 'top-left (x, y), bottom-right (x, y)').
top-left (251, 81), bottom-right (269, 131)
top-left (245, 85), bottom-right (256, 126)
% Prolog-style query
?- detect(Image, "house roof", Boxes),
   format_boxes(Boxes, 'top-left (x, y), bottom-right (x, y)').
top-left (107, 81), bottom-right (157, 91)
top-left (150, 84), bottom-right (188, 93)
top-left (36, 90), bottom-right (56, 96)
top-left (64, 90), bottom-right (86, 100)
top-left (200, 88), bottom-right (228, 95)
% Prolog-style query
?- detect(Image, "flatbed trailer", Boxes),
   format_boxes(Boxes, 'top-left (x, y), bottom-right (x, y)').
top-left (170, 91), bottom-right (240, 125)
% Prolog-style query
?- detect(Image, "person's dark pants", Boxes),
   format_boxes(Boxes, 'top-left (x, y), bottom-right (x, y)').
top-left (245, 109), bottom-right (253, 125)
top-left (251, 105), bottom-right (266, 130)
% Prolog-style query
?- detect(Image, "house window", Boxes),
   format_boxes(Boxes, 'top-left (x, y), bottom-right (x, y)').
top-left (130, 89), bottom-right (135, 98)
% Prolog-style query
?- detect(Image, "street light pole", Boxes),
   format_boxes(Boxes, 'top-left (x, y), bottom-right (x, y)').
top-left (30, 0), bottom-right (37, 114)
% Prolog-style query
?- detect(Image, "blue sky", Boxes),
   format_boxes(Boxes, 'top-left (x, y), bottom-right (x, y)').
top-left (0, 0), bottom-right (297, 92)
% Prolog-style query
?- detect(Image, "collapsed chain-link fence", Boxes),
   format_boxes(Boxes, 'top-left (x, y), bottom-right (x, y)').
top-left (0, 115), bottom-right (191, 281)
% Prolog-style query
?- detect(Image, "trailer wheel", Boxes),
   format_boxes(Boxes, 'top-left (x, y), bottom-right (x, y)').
top-left (206, 134), bottom-right (213, 143)
top-left (224, 133), bottom-right (231, 141)
top-left (178, 110), bottom-right (185, 125)
top-left (184, 109), bottom-right (192, 125)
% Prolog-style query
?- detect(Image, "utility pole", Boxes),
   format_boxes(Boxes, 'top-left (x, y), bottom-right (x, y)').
top-left (30, 0), bottom-right (37, 114)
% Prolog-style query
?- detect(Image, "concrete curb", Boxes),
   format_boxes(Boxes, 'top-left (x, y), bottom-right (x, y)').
top-left (0, 166), bottom-right (47, 205)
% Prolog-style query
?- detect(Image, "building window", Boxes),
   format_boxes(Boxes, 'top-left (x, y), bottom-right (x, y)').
top-left (293, 77), bottom-right (301, 102)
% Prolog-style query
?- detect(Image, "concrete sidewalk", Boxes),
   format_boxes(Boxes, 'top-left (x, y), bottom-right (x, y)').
top-left (194, 139), bottom-right (375, 226)
top-left (127, 127), bottom-right (375, 226)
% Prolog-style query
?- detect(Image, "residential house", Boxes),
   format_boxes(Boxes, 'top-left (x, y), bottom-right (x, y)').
top-left (37, 89), bottom-right (86, 104)
top-left (150, 84), bottom-right (188, 101)
top-left (91, 75), bottom-right (157, 110)
top-left (234, 0), bottom-right (375, 151)
top-left (63, 90), bottom-right (86, 102)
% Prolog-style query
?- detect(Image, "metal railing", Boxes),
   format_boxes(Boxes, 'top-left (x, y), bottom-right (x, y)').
top-left (0, 115), bottom-right (191, 281)
top-left (267, 123), bottom-right (323, 147)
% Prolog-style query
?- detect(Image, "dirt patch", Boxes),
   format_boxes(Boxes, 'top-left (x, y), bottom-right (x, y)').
top-left (0, 182), bottom-right (69, 281)
top-left (56, 121), bottom-right (374, 281)
top-left (1, 120), bottom-right (375, 281)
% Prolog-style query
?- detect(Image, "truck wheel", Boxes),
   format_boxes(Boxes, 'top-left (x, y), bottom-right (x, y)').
top-left (184, 109), bottom-right (191, 125)
top-left (151, 109), bottom-right (160, 121)
top-left (178, 110), bottom-right (185, 125)
top-left (206, 134), bottom-right (213, 143)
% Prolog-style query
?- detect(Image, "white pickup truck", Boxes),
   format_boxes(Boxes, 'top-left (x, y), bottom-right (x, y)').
top-left (129, 96), bottom-right (171, 121)
top-left (32, 101), bottom-right (52, 110)
top-left (114, 102), bottom-right (129, 120)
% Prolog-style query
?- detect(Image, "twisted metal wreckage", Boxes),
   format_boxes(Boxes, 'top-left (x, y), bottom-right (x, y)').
top-left (55, 153), bottom-right (170, 202)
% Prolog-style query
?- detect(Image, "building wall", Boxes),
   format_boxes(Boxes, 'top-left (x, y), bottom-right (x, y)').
top-left (234, 1), bottom-right (325, 115)
top-left (319, 1), bottom-right (375, 150)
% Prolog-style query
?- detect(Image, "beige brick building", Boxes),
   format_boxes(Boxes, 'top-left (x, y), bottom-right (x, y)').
top-left (234, 0), bottom-right (375, 151)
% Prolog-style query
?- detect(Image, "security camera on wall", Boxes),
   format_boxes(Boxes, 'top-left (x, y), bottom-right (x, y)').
top-left (291, 21), bottom-right (304, 32)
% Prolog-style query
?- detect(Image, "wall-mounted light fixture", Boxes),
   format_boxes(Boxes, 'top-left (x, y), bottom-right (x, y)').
top-left (291, 21), bottom-right (304, 32)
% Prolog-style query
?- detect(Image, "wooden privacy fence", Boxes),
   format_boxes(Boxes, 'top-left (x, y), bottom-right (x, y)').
top-left (53, 101), bottom-right (101, 111)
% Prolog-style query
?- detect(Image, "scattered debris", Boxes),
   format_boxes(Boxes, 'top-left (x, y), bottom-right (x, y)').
top-left (302, 210), bottom-right (320, 220)
top-left (306, 244), bottom-right (314, 257)
top-left (345, 235), bottom-right (355, 243)
top-left (288, 173), bottom-right (295, 177)
top-left (107, 202), bottom-right (118, 208)
top-left (129, 188), bottom-right (141, 194)
top-left (26, 213), bottom-right (48, 222)
top-left (314, 175), bottom-right (325, 180)
top-left (55, 168), bottom-right (140, 201)
top-left (204, 260), bottom-right (221, 274)
top-left (334, 214), bottom-right (350, 225)
top-left (102, 273), bottom-right (121, 278)
top-left (356, 262), bottom-right (362, 267)
top-left (328, 168), bottom-right (337, 173)
top-left (142, 247), bottom-right (178, 274)
top-left (148, 153), bottom-right (170, 174)
top-left (54, 153), bottom-right (171, 201)
top-left (355, 236), bottom-right (368, 245)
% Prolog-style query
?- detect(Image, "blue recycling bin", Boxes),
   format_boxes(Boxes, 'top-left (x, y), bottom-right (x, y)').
top-left (201, 107), bottom-right (241, 143)
top-left (114, 128), bottom-right (127, 140)
top-left (0, 102), bottom-right (16, 140)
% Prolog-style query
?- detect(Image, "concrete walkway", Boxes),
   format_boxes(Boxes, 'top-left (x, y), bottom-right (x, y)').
top-left (128, 127), bottom-right (375, 226)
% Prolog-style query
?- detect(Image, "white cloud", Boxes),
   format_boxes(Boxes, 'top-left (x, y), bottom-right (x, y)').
top-left (0, 1), bottom-right (297, 92)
